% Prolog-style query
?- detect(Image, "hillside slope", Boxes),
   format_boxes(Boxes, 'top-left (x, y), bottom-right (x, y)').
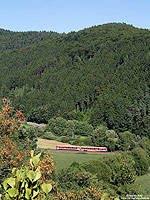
top-left (0, 23), bottom-right (150, 135)
top-left (0, 28), bottom-right (61, 52)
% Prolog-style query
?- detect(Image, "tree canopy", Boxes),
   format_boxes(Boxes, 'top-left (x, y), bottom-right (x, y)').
top-left (0, 23), bottom-right (150, 135)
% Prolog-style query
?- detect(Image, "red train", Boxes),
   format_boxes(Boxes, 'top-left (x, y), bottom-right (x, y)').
top-left (56, 145), bottom-right (107, 152)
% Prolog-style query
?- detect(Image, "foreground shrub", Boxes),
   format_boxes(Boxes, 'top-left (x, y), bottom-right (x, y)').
top-left (0, 98), bottom-right (25, 136)
top-left (105, 154), bottom-right (136, 190)
top-left (80, 153), bottom-right (138, 196)
top-left (0, 151), bottom-right (52, 199)
top-left (57, 166), bottom-right (98, 190)
top-left (0, 98), bottom-right (37, 183)
top-left (38, 151), bottom-right (55, 183)
top-left (50, 165), bottom-right (119, 200)
top-left (0, 136), bottom-right (31, 184)
top-left (131, 147), bottom-right (150, 176)
top-left (81, 160), bottom-right (112, 182)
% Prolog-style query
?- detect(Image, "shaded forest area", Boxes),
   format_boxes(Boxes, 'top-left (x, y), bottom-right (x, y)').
top-left (0, 23), bottom-right (150, 136)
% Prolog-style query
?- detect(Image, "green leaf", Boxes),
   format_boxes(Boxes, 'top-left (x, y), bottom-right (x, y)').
top-left (30, 153), bottom-right (41, 167)
top-left (32, 189), bottom-right (39, 198)
top-left (33, 170), bottom-right (41, 182)
top-left (5, 193), bottom-right (10, 199)
top-left (25, 188), bottom-right (31, 199)
top-left (7, 177), bottom-right (16, 188)
top-left (41, 183), bottom-right (52, 195)
top-left (12, 168), bottom-right (17, 175)
top-left (7, 188), bottom-right (17, 197)
top-left (101, 193), bottom-right (109, 200)
top-left (31, 150), bottom-right (34, 157)
top-left (3, 180), bottom-right (8, 191)
top-left (27, 171), bottom-right (35, 182)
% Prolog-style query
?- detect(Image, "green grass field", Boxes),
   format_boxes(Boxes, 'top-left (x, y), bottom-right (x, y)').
top-left (134, 173), bottom-right (150, 196)
top-left (49, 151), bottom-right (113, 170)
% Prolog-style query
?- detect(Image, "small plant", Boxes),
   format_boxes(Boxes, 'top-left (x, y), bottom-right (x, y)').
top-left (0, 151), bottom-right (52, 199)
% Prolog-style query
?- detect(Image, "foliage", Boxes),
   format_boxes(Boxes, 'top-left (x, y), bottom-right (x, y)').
top-left (27, 106), bottom-right (51, 124)
top-left (105, 130), bottom-right (119, 152)
top-left (14, 127), bottom-right (37, 149)
top-left (0, 28), bottom-right (61, 53)
top-left (107, 154), bottom-right (136, 189)
top-left (0, 151), bottom-right (52, 199)
top-left (0, 99), bottom-right (37, 183)
top-left (137, 137), bottom-right (150, 156)
top-left (0, 23), bottom-right (150, 136)
top-left (0, 136), bottom-right (31, 184)
top-left (81, 153), bottom-right (137, 195)
top-left (91, 125), bottom-right (108, 146)
top-left (42, 132), bottom-right (59, 140)
top-left (26, 126), bottom-right (44, 139)
top-left (57, 166), bottom-right (98, 190)
top-left (0, 98), bottom-right (25, 135)
top-left (66, 110), bottom-right (85, 121)
top-left (118, 131), bottom-right (137, 151)
top-left (73, 120), bottom-right (93, 136)
top-left (68, 136), bottom-right (93, 146)
top-left (131, 147), bottom-right (150, 176)
top-left (46, 117), bottom-right (93, 137)
top-left (81, 160), bottom-right (112, 182)
top-left (49, 164), bottom-right (120, 200)
top-left (38, 151), bottom-right (55, 183)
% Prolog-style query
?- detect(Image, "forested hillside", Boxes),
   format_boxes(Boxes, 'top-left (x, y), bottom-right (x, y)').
top-left (0, 23), bottom-right (150, 135)
top-left (0, 28), bottom-right (61, 52)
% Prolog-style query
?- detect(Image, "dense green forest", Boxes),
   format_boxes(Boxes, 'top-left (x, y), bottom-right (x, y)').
top-left (0, 23), bottom-right (150, 136)
top-left (0, 28), bottom-right (61, 52)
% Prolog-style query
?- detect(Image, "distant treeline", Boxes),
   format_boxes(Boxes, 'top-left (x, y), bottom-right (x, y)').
top-left (0, 28), bottom-right (61, 52)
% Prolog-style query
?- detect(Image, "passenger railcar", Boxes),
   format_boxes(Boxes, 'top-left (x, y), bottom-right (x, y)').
top-left (56, 145), bottom-right (107, 152)
top-left (80, 146), bottom-right (107, 152)
top-left (56, 145), bottom-right (80, 151)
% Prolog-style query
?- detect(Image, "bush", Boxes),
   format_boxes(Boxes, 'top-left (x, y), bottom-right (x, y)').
top-left (80, 153), bottom-right (137, 196)
top-left (82, 137), bottom-right (93, 146)
top-left (58, 136), bottom-right (70, 143)
top-left (57, 166), bottom-right (98, 190)
top-left (0, 136), bottom-right (31, 184)
top-left (81, 160), bottom-right (112, 182)
top-left (15, 126), bottom-right (37, 149)
top-left (73, 120), bottom-right (93, 136)
top-left (118, 131), bottom-right (137, 151)
top-left (131, 147), bottom-right (150, 176)
top-left (0, 151), bottom-right (52, 199)
top-left (0, 98), bottom-right (38, 183)
top-left (67, 136), bottom-right (93, 146)
top-left (46, 117), bottom-right (94, 138)
top-left (28, 126), bottom-right (45, 138)
top-left (0, 98), bottom-right (25, 136)
top-left (42, 132), bottom-right (58, 140)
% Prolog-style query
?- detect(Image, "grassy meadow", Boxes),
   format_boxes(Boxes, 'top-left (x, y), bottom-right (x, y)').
top-left (49, 151), bottom-right (112, 170)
